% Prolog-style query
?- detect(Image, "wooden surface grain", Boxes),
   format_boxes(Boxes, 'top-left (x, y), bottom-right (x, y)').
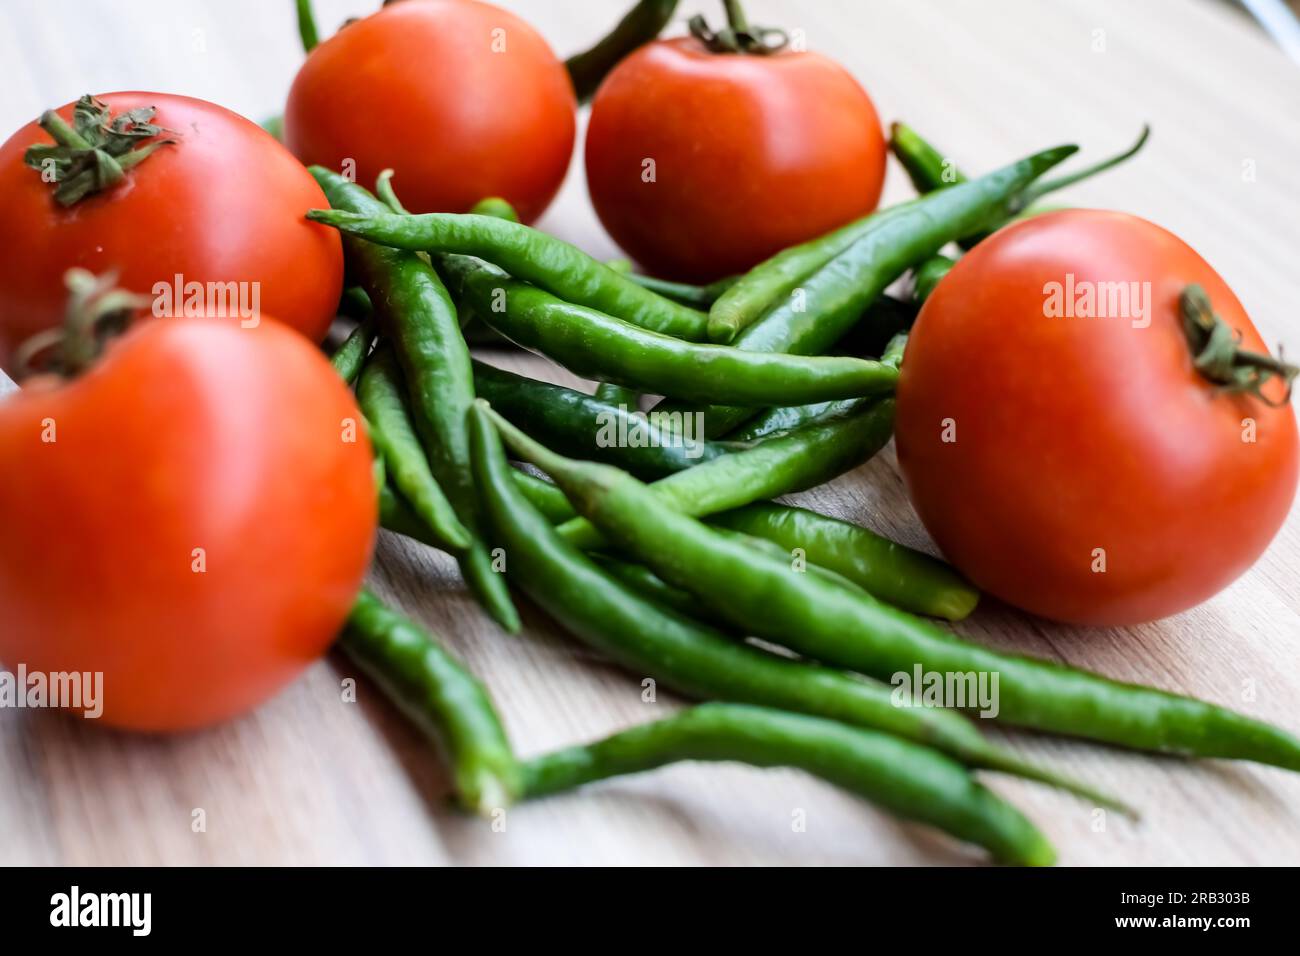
top-left (1, 0), bottom-right (1298, 866)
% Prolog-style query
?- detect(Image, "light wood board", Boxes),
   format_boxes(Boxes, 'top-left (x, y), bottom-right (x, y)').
top-left (1, 0), bottom-right (1298, 865)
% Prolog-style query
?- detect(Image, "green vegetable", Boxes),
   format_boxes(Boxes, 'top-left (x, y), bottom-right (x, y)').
top-left (587, 553), bottom-right (726, 624)
top-left (509, 469), bottom-right (578, 524)
top-left (911, 254), bottom-right (956, 304)
top-left (658, 143), bottom-right (1079, 436)
top-left (621, 271), bottom-right (739, 309)
top-left (500, 418), bottom-right (1300, 771)
top-left (329, 317), bottom-right (373, 385)
top-left (359, 346), bottom-right (471, 552)
top-left (311, 166), bottom-right (519, 632)
top-left (467, 196), bottom-right (520, 223)
top-left (555, 398), bottom-right (896, 550)
top-left (340, 590), bottom-right (520, 815)
top-left (565, 0), bottom-right (680, 103)
top-left (727, 326), bottom-right (909, 441)
top-left (708, 501), bottom-right (977, 622)
top-left (295, 0), bottom-right (319, 54)
top-left (378, 481), bottom-right (438, 546)
top-left (472, 359), bottom-right (738, 479)
top-left (521, 702), bottom-right (1055, 866)
top-left (308, 208), bottom-right (711, 341)
top-left (593, 382), bottom-right (640, 407)
top-left (437, 255), bottom-right (899, 406)
top-left (468, 401), bottom-right (1127, 812)
top-left (705, 204), bottom-right (911, 345)
top-left (888, 121), bottom-right (1150, 248)
top-left (261, 114), bottom-right (284, 142)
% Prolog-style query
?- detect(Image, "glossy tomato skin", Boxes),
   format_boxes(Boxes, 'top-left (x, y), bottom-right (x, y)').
top-left (0, 93), bottom-right (343, 371)
top-left (896, 210), bottom-right (1299, 626)
top-left (585, 37), bottom-right (886, 282)
top-left (284, 0), bottom-right (575, 224)
top-left (0, 319), bottom-right (376, 731)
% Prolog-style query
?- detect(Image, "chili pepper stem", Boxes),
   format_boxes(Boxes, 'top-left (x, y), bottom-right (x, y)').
top-left (1018, 125), bottom-right (1151, 208)
top-left (374, 169), bottom-right (409, 215)
top-left (296, 0), bottom-right (320, 54)
top-left (481, 401), bottom-right (606, 500)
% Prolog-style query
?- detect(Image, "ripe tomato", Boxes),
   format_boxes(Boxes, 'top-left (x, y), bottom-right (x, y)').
top-left (896, 210), bottom-right (1299, 626)
top-left (0, 317), bottom-right (376, 731)
top-left (0, 93), bottom-right (343, 372)
top-left (284, 0), bottom-right (575, 224)
top-left (584, 35), bottom-right (886, 282)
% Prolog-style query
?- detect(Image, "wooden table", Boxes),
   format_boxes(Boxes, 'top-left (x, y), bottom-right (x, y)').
top-left (2, 0), bottom-right (1298, 866)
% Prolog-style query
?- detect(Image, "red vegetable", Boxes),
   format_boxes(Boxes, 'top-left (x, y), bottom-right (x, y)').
top-left (585, 15), bottom-right (885, 281)
top-left (896, 210), bottom-right (1299, 626)
top-left (0, 299), bottom-right (376, 731)
top-left (0, 92), bottom-right (343, 371)
top-left (284, 0), bottom-right (575, 224)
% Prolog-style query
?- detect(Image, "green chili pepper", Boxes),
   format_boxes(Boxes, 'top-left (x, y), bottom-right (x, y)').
top-left (472, 359), bottom-right (738, 479)
top-left (565, 0), bottom-right (680, 103)
top-left (727, 327), bottom-right (909, 441)
top-left (502, 421), bottom-right (1300, 772)
top-left (708, 502), bottom-right (976, 622)
top-left (889, 121), bottom-right (967, 195)
top-left (468, 402), bottom-right (1127, 813)
top-left (308, 208), bottom-right (711, 341)
top-left (378, 480), bottom-right (438, 546)
top-left (452, 196), bottom-right (520, 346)
top-left (437, 255), bottom-right (898, 406)
top-left (329, 317), bottom-right (374, 385)
top-left (509, 469), bottom-right (577, 524)
top-left (374, 168), bottom-right (410, 216)
top-left (588, 553), bottom-right (725, 625)
top-left (312, 166), bottom-right (519, 632)
top-left (555, 398), bottom-right (896, 550)
top-left (359, 346), bottom-right (472, 552)
top-left (593, 382), bottom-right (640, 407)
top-left (503, 443), bottom-right (971, 622)
top-left (659, 143), bottom-right (1079, 436)
top-left (261, 114), bottom-right (284, 142)
top-left (622, 271), bottom-right (739, 309)
top-left (521, 702), bottom-right (1055, 865)
top-left (826, 294), bottom-right (917, 361)
top-left (889, 121), bottom-right (1150, 248)
top-left (467, 196), bottom-right (520, 223)
top-left (705, 203), bottom-right (910, 345)
top-left (295, 0), bottom-right (319, 54)
top-left (881, 330), bottom-right (908, 368)
top-left (338, 286), bottom-right (374, 321)
top-left (911, 254), bottom-right (956, 304)
top-left (340, 590), bottom-right (521, 815)
top-left (381, 470), bottom-right (565, 546)
top-left (472, 351), bottom-right (971, 620)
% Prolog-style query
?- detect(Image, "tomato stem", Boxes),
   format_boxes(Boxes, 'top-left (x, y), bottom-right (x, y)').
top-left (688, 0), bottom-right (788, 54)
top-left (38, 110), bottom-right (94, 150)
top-left (12, 270), bottom-right (150, 381)
top-left (723, 0), bottom-right (751, 35)
top-left (23, 95), bottom-right (176, 206)
top-left (1181, 284), bottom-right (1297, 406)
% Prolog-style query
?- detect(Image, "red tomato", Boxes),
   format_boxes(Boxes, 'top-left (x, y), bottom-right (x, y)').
top-left (0, 318), bottom-right (376, 731)
top-left (0, 93), bottom-right (343, 371)
top-left (284, 0), bottom-right (575, 224)
top-left (584, 36), bottom-right (886, 282)
top-left (896, 210), bottom-right (1299, 626)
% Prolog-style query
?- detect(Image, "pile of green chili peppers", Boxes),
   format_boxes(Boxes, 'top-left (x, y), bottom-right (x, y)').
top-left (318, 115), bottom-right (1300, 868)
